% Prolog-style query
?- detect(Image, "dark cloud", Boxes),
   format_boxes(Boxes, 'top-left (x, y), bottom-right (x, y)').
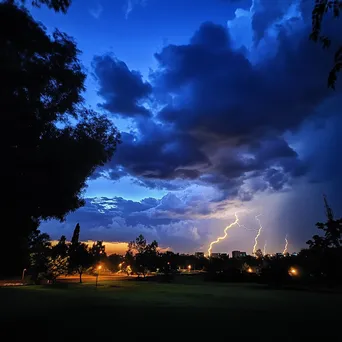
top-left (111, 119), bottom-right (210, 180)
top-left (91, 7), bottom-right (339, 203)
top-left (93, 54), bottom-right (152, 117)
top-left (40, 194), bottom-right (219, 251)
top-left (191, 21), bottom-right (230, 49)
top-left (251, 0), bottom-right (292, 44)
top-left (155, 22), bottom-right (332, 141)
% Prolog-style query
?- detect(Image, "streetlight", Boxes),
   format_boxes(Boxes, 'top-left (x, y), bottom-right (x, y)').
top-left (96, 265), bottom-right (102, 287)
top-left (289, 267), bottom-right (298, 276)
top-left (188, 265), bottom-right (191, 272)
top-left (22, 268), bottom-right (27, 283)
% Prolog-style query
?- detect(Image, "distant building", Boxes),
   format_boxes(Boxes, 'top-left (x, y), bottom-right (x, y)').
top-left (232, 251), bottom-right (247, 259)
top-left (275, 253), bottom-right (284, 258)
top-left (211, 253), bottom-right (221, 258)
top-left (210, 253), bottom-right (229, 259)
top-left (195, 252), bottom-right (204, 258)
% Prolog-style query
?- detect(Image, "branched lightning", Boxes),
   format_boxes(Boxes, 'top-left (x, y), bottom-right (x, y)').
top-left (283, 234), bottom-right (288, 255)
top-left (208, 212), bottom-right (240, 257)
top-left (263, 240), bottom-right (267, 256)
top-left (253, 214), bottom-right (263, 255)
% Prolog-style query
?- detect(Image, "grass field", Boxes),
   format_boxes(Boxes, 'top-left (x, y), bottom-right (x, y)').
top-left (1, 277), bottom-right (341, 340)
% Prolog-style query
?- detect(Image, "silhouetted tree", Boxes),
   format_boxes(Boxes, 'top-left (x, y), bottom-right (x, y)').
top-left (305, 196), bottom-right (342, 284)
top-left (71, 224), bottom-right (80, 246)
top-left (128, 235), bottom-right (159, 277)
top-left (107, 254), bottom-right (124, 273)
top-left (90, 241), bottom-right (106, 270)
top-left (52, 235), bottom-right (69, 259)
top-left (68, 243), bottom-right (92, 283)
top-left (28, 230), bottom-right (51, 283)
top-left (307, 196), bottom-right (342, 249)
top-left (1, 3), bottom-right (120, 276)
top-left (310, 0), bottom-right (342, 88)
top-left (68, 224), bottom-right (92, 283)
top-left (47, 255), bottom-right (69, 282)
top-left (121, 251), bottom-right (133, 275)
top-left (47, 235), bottom-right (69, 282)
top-left (7, 0), bottom-right (72, 12)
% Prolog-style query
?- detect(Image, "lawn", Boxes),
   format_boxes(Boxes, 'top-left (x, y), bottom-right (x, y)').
top-left (1, 278), bottom-right (341, 340)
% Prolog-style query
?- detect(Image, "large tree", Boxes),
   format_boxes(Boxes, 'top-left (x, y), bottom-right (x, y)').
top-left (1, 3), bottom-right (120, 276)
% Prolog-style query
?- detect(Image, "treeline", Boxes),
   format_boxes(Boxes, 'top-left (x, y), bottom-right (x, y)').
top-left (27, 223), bottom-right (107, 283)
top-left (26, 196), bottom-right (342, 288)
top-left (25, 224), bottom-right (209, 284)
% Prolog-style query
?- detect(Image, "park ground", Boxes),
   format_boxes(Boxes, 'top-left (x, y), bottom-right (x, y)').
top-left (1, 276), bottom-right (342, 340)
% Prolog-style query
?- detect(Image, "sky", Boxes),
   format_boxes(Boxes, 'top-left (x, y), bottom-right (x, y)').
top-left (32, 0), bottom-right (342, 255)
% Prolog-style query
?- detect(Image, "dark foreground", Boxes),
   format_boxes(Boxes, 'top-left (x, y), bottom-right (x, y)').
top-left (1, 278), bottom-right (341, 340)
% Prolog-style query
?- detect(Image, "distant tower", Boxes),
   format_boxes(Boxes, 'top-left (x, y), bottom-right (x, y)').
top-left (323, 194), bottom-right (334, 221)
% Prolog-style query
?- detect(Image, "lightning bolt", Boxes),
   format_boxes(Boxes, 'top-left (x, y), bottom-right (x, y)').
top-left (283, 235), bottom-right (288, 255)
top-left (253, 214), bottom-right (263, 255)
top-left (263, 240), bottom-right (267, 256)
top-left (207, 212), bottom-right (240, 257)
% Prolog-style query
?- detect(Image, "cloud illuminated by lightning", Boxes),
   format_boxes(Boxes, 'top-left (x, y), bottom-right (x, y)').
top-left (283, 234), bottom-right (288, 255)
top-left (253, 214), bottom-right (263, 255)
top-left (207, 212), bottom-right (240, 257)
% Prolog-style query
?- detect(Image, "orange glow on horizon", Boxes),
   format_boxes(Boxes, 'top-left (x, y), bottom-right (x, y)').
top-left (51, 240), bottom-right (170, 255)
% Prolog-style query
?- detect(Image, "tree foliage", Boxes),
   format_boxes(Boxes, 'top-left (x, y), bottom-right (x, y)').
top-left (310, 0), bottom-right (342, 88)
top-left (307, 196), bottom-right (342, 249)
top-left (1, 3), bottom-right (120, 275)
top-left (304, 196), bottom-right (342, 283)
top-left (107, 253), bottom-right (124, 273)
top-left (47, 255), bottom-right (69, 282)
top-left (7, 0), bottom-right (72, 13)
top-left (28, 230), bottom-right (52, 283)
top-left (128, 235), bottom-right (159, 277)
top-left (68, 224), bottom-right (93, 283)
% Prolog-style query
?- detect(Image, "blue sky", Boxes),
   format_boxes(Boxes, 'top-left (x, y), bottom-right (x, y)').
top-left (34, 0), bottom-right (342, 255)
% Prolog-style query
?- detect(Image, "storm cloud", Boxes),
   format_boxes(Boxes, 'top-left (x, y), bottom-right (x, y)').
top-left (41, 0), bottom-right (342, 252)
top-left (93, 54), bottom-right (152, 117)
top-left (93, 11), bottom-right (338, 202)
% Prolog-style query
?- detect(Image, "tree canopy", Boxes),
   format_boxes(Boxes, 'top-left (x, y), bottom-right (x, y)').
top-left (310, 0), bottom-right (342, 89)
top-left (128, 235), bottom-right (159, 277)
top-left (7, 0), bottom-right (72, 13)
top-left (1, 3), bottom-right (120, 275)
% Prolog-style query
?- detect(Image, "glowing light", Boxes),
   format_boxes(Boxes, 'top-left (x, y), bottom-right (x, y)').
top-left (283, 235), bottom-right (289, 255)
top-left (289, 267), bottom-right (298, 276)
top-left (263, 241), bottom-right (267, 256)
top-left (188, 265), bottom-right (191, 271)
top-left (97, 265), bottom-right (102, 270)
top-left (247, 267), bottom-right (253, 273)
top-left (253, 214), bottom-right (263, 255)
top-left (207, 212), bottom-right (240, 257)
